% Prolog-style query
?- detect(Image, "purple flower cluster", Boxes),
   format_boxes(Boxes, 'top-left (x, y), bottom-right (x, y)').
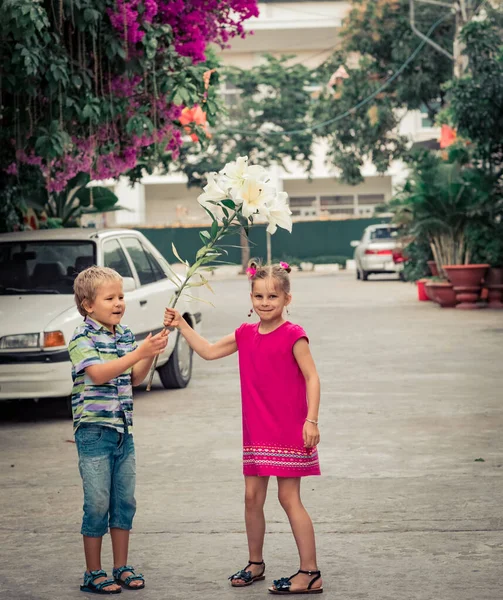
top-left (10, 1), bottom-right (258, 195)
top-left (15, 87), bottom-right (184, 191)
top-left (108, 0), bottom-right (259, 63)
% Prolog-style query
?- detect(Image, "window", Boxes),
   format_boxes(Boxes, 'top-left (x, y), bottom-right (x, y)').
top-left (358, 194), bottom-right (385, 205)
top-left (370, 227), bottom-right (398, 240)
top-left (0, 241), bottom-right (95, 295)
top-left (420, 101), bottom-right (440, 129)
top-left (320, 195), bottom-right (353, 206)
top-left (325, 207), bottom-right (355, 215)
top-left (103, 239), bottom-right (133, 279)
top-left (289, 197), bottom-right (316, 208)
top-left (220, 81), bottom-right (242, 117)
top-left (122, 237), bottom-right (166, 286)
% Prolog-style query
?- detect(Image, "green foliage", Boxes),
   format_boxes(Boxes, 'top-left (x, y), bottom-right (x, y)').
top-left (445, 10), bottom-right (503, 172)
top-left (311, 0), bottom-right (455, 183)
top-left (341, 0), bottom-right (454, 116)
top-left (389, 149), bottom-right (501, 270)
top-left (0, 0), bottom-right (223, 230)
top-left (401, 239), bottom-right (432, 282)
top-left (465, 222), bottom-right (503, 267)
top-left (176, 55), bottom-right (315, 187)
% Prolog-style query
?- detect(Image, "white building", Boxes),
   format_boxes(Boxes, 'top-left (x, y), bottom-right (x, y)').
top-left (96, 1), bottom-right (439, 229)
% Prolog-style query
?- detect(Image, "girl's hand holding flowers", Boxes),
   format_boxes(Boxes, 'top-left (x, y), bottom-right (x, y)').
top-left (303, 420), bottom-right (320, 448)
top-left (164, 307), bottom-right (182, 328)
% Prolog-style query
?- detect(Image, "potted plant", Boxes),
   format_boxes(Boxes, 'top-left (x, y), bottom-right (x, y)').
top-left (465, 223), bottom-right (503, 309)
top-left (391, 149), bottom-right (500, 308)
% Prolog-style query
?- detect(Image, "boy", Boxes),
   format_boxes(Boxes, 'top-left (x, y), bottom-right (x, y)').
top-left (70, 266), bottom-right (168, 594)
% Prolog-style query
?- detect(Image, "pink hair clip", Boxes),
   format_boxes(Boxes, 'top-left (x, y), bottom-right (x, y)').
top-left (246, 266), bottom-right (257, 279)
top-left (280, 261), bottom-right (290, 270)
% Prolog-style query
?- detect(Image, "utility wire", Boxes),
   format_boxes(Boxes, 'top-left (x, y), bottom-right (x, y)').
top-left (223, 12), bottom-right (451, 138)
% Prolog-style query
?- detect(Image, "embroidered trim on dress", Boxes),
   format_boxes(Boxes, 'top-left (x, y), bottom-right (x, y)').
top-left (243, 445), bottom-right (319, 470)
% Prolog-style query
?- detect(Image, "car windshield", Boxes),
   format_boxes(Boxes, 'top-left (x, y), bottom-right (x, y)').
top-left (370, 227), bottom-right (398, 240)
top-left (0, 241), bottom-right (96, 295)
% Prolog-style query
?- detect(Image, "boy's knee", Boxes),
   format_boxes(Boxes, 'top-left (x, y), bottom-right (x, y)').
top-left (86, 493), bottom-right (110, 518)
top-left (82, 492), bottom-right (110, 537)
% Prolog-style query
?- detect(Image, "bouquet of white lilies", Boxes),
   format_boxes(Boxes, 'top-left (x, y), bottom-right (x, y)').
top-left (146, 156), bottom-right (292, 389)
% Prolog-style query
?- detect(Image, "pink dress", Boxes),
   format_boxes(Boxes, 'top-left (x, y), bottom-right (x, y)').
top-left (235, 321), bottom-right (321, 477)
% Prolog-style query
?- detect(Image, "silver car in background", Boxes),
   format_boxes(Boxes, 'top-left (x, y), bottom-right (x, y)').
top-left (351, 224), bottom-right (404, 281)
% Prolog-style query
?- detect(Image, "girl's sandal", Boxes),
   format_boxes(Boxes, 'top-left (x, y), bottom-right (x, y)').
top-left (112, 565), bottom-right (145, 590)
top-left (229, 560), bottom-right (266, 587)
top-left (80, 570), bottom-right (122, 595)
top-left (268, 569), bottom-right (323, 595)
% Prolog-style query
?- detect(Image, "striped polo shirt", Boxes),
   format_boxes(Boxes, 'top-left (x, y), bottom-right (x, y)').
top-left (69, 316), bottom-right (138, 434)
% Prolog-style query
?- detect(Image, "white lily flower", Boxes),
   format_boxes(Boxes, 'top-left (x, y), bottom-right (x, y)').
top-left (220, 156), bottom-right (268, 200)
top-left (232, 177), bottom-right (277, 218)
top-left (197, 172), bottom-right (229, 211)
top-left (264, 191), bottom-right (293, 235)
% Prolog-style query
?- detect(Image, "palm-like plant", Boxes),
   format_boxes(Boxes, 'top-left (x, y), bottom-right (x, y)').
top-left (391, 149), bottom-right (498, 276)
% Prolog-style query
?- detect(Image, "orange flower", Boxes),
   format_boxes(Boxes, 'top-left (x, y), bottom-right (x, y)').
top-left (439, 124), bottom-right (456, 148)
top-left (180, 106), bottom-right (211, 142)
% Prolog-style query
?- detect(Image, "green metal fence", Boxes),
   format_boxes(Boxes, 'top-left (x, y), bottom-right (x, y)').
top-left (138, 217), bottom-right (389, 265)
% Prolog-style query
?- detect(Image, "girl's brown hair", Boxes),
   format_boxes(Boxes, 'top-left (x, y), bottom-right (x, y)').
top-left (247, 259), bottom-right (291, 295)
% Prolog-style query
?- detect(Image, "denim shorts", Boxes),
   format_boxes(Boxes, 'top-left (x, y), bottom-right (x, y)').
top-left (75, 424), bottom-right (136, 538)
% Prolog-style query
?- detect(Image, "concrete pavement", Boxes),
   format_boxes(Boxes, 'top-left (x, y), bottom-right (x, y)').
top-left (1, 272), bottom-right (502, 599)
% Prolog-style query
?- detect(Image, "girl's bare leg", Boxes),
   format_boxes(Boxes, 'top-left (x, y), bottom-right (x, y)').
top-left (231, 475), bottom-right (270, 585)
top-left (276, 477), bottom-right (322, 592)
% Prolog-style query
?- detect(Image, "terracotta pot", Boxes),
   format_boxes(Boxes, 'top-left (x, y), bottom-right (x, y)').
top-left (427, 261), bottom-right (439, 277)
top-left (416, 279), bottom-right (430, 301)
top-left (443, 264), bottom-right (489, 310)
top-left (424, 281), bottom-right (434, 301)
top-left (485, 267), bottom-right (503, 309)
top-left (425, 281), bottom-right (457, 308)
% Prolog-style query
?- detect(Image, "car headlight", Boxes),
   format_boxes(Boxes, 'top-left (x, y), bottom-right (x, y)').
top-left (0, 333), bottom-right (40, 349)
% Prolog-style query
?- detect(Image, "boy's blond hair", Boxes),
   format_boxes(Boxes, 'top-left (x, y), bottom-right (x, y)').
top-left (74, 266), bottom-right (123, 317)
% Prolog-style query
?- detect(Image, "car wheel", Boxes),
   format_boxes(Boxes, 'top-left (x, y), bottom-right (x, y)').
top-left (356, 268), bottom-right (361, 280)
top-left (158, 331), bottom-right (193, 389)
top-left (362, 270), bottom-right (369, 281)
top-left (399, 271), bottom-right (406, 282)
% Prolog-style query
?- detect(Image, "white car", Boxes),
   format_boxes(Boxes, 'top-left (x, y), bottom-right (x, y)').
top-left (351, 224), bottom-right (404, 281)
top-left (0, 228), bottom-right (201, 402)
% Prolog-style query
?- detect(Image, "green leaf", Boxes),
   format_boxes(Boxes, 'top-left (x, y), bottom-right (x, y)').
top-left (75, 186), bottom-right (119, 210)
top-left (72, 75), bottom-right (83, 89)
top-left (199, 231), bottom-right (210, 244)
top-left (210, 220), bottom-right (219, 240)
top-left (181, 293), bottom-right (215, 307)
top-left (221, 199), bottom-right (236, 209)
top-left (201, 205), bottom-right (217, 223)
top-left (171, 242), bottom-right (188, 265)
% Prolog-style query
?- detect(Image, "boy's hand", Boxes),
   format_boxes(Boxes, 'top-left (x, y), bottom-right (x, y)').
top-left (164, 308), bottom-right (182, 328)
top-left (137, 329), bottom-right (168, 360)
top-left (303, 421), bottom-right (320, 448)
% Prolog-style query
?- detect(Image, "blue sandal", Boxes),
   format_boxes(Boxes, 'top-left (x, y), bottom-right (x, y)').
top-left (113, 565), bottom-right (145, 590)
top-left (229, 560), bottom-right (266, 587)
top-left (269, 569), bottom-right (323, 594)
top-left (80, 570), bottom-right (121, 594)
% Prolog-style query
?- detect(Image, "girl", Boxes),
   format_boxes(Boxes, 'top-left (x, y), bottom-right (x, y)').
top-left (164, 261), bottom-right (323, 595)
